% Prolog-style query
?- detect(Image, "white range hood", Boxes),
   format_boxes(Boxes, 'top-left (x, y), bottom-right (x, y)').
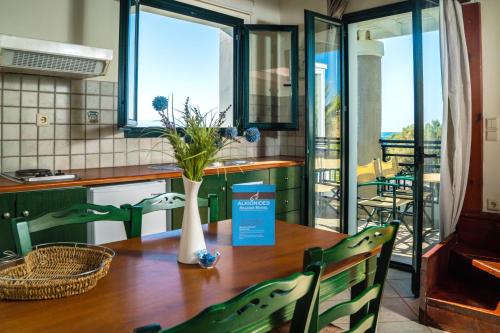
top-left (0, 34), bottom-right (113, 79)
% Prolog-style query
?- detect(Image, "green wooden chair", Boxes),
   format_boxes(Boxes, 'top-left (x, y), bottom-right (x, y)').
top-left (303, 221), bottom-right (400, 333)
top-left (134, 263), bottom-right (324, 333)
top-left (11, 203), bottom-right (138, 256)
top-left (129, 192), bottom-right (219, 223)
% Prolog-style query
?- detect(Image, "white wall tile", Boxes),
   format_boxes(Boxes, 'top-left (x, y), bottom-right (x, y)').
top-left (4, 75), bottom-right (21, 90)
top-left (2, 140), bottom-right (19, 157)
top-left (2, 124), bottom-right (20, 140)
top-left (21, 140), bottom-right (37, 156)
top-left (3, 90), bottom-right (20, 107)
top-left (22, 76), bottom-right (39, 91)
top-left (39, 77), bottom-right (55, 92)
top-left (86, 154), bottom-right (99, 168)
top-left (38, 156), bottom-right (54, 170)
top-left (55, 155), bottom-right (70, 170)
top-left (38, 140), bottom-right (54, 156)
top-left (70, 155), bottom-right (85, 169)
top-left (20, 156), bottom-right (37, 169)
top-left (2, 157), bottom-right (19, 172)
top-left (3, 107), bottom-right (20, 123)
top-left (55, 140), bottom-right (70, 155)
top-left (20, 124), bottom-right (37, 140)
top-left (21, 108), bottom-right (37, 123)
top-left (21, 91), bottom-right (37, 107)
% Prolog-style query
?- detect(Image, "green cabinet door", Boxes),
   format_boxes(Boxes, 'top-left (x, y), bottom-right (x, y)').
top-left (16, 187), bottom-right (87, 246)
top-left (0, 193), bottom-right (16, 254)
top-left (226, 170), bottom-right (270, 219)
top-left (270, 166), bottom-right (302, 191)
top-left (276, 210), bottom-right (301, 224)
top-left (171, 174), bottom-right (227, 230)
top-left (275, 188), bottom-right (301, 214)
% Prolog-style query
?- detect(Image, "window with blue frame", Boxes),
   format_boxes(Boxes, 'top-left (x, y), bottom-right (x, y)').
top-left (118, 0), bottom-right (243, 134)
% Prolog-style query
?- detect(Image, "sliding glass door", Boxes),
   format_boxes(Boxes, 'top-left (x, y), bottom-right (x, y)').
top-left (305, 11), bottom-right (344, 232)
top-left (305, 2), bottom-right (441, 297)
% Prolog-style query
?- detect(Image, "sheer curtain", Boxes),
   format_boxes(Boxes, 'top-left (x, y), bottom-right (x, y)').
top-left (439, 0), bottom-right (472, 238)
top-left (327, 0), bottom-right (349, 19)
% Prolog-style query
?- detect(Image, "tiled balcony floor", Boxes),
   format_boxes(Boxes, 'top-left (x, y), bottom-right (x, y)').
top-left (320, 269), bottom-right (448, 332)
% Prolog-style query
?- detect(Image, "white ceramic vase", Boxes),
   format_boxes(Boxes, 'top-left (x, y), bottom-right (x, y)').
top-left (177, 175), bottom-right (207, 264)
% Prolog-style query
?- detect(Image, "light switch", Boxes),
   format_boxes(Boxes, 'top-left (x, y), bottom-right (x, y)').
top-left (486, 118), bottom-right (497, 130)
top-left (486, 130), bottom-right (498, 142)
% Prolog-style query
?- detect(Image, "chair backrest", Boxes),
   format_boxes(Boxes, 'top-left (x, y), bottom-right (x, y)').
top-left (357, 160), bottom-right (377, 183)
top-left (375, 157), bottom-right (399, 179)
top-left (303, 221), bottom-right (400, 333)
top-left (134, 263), bottom-right (324, 333)
top-left (11, 203), bottom-right (136, 256)
top-left (131, 192), bottom-right (219, 223)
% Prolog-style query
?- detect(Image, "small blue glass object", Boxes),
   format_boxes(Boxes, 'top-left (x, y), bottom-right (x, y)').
top-left (244, 127), bottom-right (261, 143)
top-left (196, 249), bottom-right (221, 269)
top-left (152, 96), bottom-right (169, 111)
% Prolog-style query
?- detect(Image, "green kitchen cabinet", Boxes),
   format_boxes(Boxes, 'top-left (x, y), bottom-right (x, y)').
top-left (4, 187), bottom-right (87, 253)
top-left (0, 193), bottom-right (16, 254)
top-left (275, 188), bottom-right (301, 214)
top-left (270, 166), bottom-right (302, 191)
top-left (276, 210), bottom-right (300, 225)
top-left (226, 170), bottom-right (270, 219)
top-left (171, 174), bottom-right (227, 229)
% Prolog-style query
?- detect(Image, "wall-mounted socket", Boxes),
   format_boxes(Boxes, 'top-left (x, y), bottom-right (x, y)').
top-left (87, 110), bottom-right (99, 124)
top-left (36, 113), bottom-right (50, 127)
top-left (486, 198), bottom-right (499, 211)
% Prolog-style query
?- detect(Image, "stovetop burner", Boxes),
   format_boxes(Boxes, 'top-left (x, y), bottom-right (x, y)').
top-left (2, 169), bottom-right (79, 183)
top-left (15, 169), bottom-right (53, 177)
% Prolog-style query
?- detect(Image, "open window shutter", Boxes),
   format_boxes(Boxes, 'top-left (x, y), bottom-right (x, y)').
top-left (118, 0), bottom-right (139, 127)
top-left (242, 24), bottom-right (299, 130)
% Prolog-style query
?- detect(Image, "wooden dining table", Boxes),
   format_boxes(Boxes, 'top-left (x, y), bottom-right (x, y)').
top-left (0, 220), bottom-right (348, 333)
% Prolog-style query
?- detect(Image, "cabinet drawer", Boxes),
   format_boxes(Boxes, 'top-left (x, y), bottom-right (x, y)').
top-left (275, 189), bottom-right (300, 214)
top-left (0, 193), bottom-right (16, 253)
top-left (270, 166), bottom-right (302, 191)
top-left (276, 210), bottom-right (301, 225)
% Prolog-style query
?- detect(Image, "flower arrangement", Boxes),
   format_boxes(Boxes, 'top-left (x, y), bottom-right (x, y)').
top-left (152, 96), bottom-right (260, 182)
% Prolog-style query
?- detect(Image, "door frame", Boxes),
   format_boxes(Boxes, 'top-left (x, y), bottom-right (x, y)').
top-left (304, 10), bottom-right (348, 233)
top-left (307, 0), bottom-right (437, 297)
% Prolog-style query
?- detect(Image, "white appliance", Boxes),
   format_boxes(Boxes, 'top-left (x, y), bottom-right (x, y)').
top-left (88, 181), bottom-right (169, 245)
top-left (0, 34), bottom-right (112, 78)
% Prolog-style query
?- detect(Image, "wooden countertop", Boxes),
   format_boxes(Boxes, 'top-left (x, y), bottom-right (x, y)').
top-left (0, 156), bottom-right (304, 193)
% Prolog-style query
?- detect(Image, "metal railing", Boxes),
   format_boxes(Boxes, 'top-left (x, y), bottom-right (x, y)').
top-left (380, 139), bottom-right (441, 173)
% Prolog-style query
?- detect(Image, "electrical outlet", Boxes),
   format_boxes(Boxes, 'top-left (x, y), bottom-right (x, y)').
top-left (36, 113), bottom-right (50, 126)
top-left (487, 198), bottom-right (499, 211)
top-left (87, 111), bottom-right (99, 124)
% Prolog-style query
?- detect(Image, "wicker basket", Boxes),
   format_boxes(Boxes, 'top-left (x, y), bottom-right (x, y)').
top-left (0, 243), bottom-right (114, 300)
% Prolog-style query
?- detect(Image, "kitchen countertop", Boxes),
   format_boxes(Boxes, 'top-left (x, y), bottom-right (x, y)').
top-left (0, 156), bottom-right (304, 193)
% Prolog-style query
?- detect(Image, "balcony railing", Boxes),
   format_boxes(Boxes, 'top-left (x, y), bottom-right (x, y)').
top-left (380, 139), bottom-right (441, 173)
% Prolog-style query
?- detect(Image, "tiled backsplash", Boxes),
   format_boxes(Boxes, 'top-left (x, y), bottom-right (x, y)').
top-left (0, 74), bottom-right (304, 172)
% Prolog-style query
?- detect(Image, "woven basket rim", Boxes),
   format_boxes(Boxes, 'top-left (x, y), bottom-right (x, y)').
top-left (0, 242), bottom-right (115, 282)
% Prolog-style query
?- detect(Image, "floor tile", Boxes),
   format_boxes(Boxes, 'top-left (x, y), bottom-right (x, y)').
top-left (387, 268), bottom-right (411, 280)
top-left (403, 297), bottom-right (420, 316)
top-left (379, 297), bottom-right (417, 322)
top-left (382, 283), bottom-right (400, 298)
top-left (387, 278), bottom-right (414, 297)
top-left (376, 321), bottom-right (431, 333)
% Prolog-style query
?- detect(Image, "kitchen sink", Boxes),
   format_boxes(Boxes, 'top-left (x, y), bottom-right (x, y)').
top-left (148, 163), bottom-right (181, 171)
top-left (208, 160), bottom-right (254, 167)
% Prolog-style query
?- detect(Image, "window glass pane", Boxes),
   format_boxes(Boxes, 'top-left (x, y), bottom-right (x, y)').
top-left (422, 5), bottom-right (442, 252)
top-left (312, 18), bottom-right (342, 233)
top-left (348, 12), bottom-right (415, 265)
top-left (127, 7), bottom-right (137, 122)
top-left (248, 30), bottom-right (293, 123)
top-left (135, 5), bottom-right (234, 127)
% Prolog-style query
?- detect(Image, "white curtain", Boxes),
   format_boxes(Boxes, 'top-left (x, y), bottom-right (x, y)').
top-left (439, 0), bottom-right (472, 239)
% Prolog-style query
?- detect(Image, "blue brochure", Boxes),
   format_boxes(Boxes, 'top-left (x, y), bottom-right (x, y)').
top-left (232, 184), bottom-right (276, 246)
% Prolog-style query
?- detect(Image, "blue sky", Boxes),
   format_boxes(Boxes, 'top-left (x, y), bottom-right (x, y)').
top-left (316, 30), bottom-right (442, 134)
top-left (381, 30), bottom-right (443, 132)
top-left (136, 11), bottom-right (221, 125)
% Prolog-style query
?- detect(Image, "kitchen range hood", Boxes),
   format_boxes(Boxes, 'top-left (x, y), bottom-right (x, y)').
top-left (0, 34), bottom-right (113, 78)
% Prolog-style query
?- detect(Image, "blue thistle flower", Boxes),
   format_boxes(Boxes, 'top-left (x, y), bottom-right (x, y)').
top-left (152, 96), bottom-right (169, 111)
top-left (223, 127), bottom-right (238, 139)
top-left (244, 127), bottom-right (261, 143)
top-left (184, 134), bottom-right (193, 144)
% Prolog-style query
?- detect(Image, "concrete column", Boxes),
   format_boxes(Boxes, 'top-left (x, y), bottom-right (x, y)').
top-left (356, 39), bottom-right (384, 165)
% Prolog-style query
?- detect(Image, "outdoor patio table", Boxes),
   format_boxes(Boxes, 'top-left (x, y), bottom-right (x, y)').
top-left (0, 220), bottom-right (355, 333)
